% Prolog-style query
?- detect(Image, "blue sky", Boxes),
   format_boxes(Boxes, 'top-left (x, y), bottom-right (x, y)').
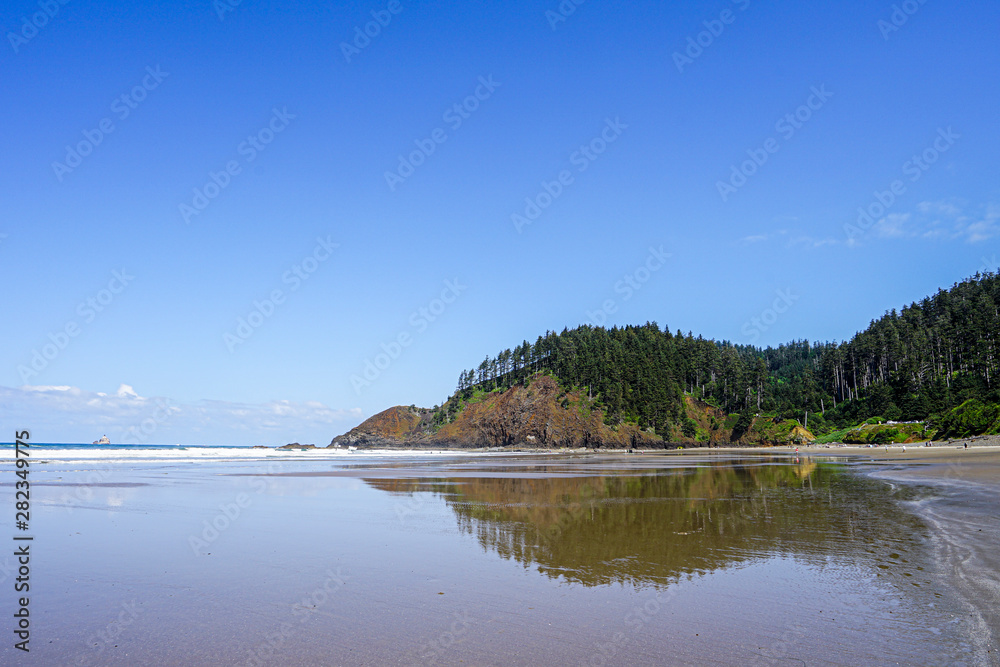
top-left (2, 0), bottom-right (998, 445)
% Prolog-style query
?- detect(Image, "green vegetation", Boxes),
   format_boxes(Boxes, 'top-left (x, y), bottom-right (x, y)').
top-left (842, 422), bottom-right (929, 444)
top-left (933, 399), bottom-right (1000, 438)
top-left (813, 427), bottom-right (854, 444)
top-left (440, 272), bottom-right (1000, 441)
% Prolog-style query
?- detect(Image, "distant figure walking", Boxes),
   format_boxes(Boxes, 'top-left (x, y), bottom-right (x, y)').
top-left (965, 443), bottom-right (968, 449)
top-left (902, 445), bottom-right (906, 452)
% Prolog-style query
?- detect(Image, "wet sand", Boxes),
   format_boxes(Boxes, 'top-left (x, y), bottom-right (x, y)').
top-left (669, 442), bottom-right (1000, 664)
top-left (1, 447), bottom-right (996, 665)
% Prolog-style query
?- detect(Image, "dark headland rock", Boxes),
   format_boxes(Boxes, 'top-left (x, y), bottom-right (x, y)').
top-left (278, 442), bottom-right (317, 450)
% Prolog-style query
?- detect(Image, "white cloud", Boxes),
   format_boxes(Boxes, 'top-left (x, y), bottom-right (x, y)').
top-left (874, 213), bottom-right (910, 238)
top-left (955, 206), bottom-right (1000, 244)
top-left (1, 384), bottom-right (362, 445)
top-left (963, 220), bottom-right (999, 244)
top-left (741, 229), bottom-right (836, 249)
top-left (861, 200), bottom-right (1000, 245)
top-left (786, 235), bottom-right (838, 249)
top-left (116, 383), bottom-right (139, 398)
top-left (917, 200), bottom-right (962, 217)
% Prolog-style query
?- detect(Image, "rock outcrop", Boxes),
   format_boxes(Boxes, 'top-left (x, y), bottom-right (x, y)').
top-left (330, 375), bottom-right (664, 450)
top-left (329, 374), bottom-right (818, 450)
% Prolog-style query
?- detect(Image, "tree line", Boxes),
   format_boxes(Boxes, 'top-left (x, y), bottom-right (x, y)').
top-left (452, 272), bottom-right (1000, 436)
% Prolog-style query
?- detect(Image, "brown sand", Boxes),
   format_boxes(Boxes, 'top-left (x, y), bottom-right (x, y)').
top-left (754, 438), bottom-right (1000, 486)
top-left (712, 438), bottom-right (1000, 661)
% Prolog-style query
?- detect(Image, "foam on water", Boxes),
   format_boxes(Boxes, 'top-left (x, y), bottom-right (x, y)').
top-left (0, 442), bottom-right (489, 464)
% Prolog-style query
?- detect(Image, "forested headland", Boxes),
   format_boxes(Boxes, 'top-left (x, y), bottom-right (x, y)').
top-left (443, 272), bottom-right (1000, 441)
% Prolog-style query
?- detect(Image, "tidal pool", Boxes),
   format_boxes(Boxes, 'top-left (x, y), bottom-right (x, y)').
top-left (0, 451), bottom-right (982, 665)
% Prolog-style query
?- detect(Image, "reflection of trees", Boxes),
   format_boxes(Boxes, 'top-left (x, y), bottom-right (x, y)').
top-left (365, 460), bottom-right (924, 588)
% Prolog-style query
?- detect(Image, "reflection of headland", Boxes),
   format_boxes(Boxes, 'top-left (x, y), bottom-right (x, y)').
top-left (364, 459), bottom-right (924, 588)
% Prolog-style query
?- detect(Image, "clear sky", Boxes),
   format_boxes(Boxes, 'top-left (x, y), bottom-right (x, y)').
top-left (2, 0), bottom-right (998, 445)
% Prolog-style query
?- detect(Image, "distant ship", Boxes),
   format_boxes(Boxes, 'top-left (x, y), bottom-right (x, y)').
top-left (92, 435), bottom-right (110, 445)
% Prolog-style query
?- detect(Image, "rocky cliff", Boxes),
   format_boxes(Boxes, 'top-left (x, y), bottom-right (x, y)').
top-left (330, 374), bottom-right (816, 449)
top-left (330, 375), bottom-right (662, 449)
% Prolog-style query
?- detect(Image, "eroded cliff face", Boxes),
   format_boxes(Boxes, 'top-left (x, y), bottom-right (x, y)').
top-left (330, 376), bottom-right (662, 449)
top-left (329, 375), bottom-right (815, 449)
top-left (676, 396), bottom-right (815, 446)
top-left (329, 405), bottom-right (425, 448)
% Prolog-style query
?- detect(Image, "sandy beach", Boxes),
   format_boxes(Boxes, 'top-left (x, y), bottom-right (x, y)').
top-left (2, 443), bottom-right (997, 665)
top-left (673, 439), bottom-right (1000, 663)
top-left (747, 438), bottom-right (1000, 485)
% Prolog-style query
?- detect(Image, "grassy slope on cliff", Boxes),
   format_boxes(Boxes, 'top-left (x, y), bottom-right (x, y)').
top-left (841, 422), bottom-right (930, 444)
top-left (933, 399), bottom-right (1000, 439)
